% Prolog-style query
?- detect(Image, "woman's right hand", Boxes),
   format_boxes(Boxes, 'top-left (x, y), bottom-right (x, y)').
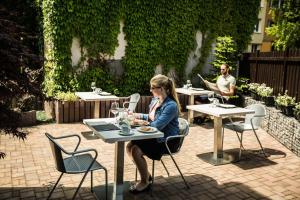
top-left (133, 119), bottom-right (149, 126)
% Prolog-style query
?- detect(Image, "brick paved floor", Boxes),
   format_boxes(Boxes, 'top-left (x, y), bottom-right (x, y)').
top-left (1, 118), bottom-right (300, 200)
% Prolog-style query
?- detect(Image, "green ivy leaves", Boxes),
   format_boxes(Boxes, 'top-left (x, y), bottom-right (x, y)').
top-left (42, 0), bottom-right (260, 97)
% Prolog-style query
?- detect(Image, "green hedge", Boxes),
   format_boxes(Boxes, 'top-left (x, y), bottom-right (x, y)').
top-left (42, 0), bottom-right (260, 96)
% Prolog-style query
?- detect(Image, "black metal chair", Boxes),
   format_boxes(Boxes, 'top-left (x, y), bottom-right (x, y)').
top-left (45, 133), bottom-right (108, 200)
top-left (135, 118), bottom-right (190, 190)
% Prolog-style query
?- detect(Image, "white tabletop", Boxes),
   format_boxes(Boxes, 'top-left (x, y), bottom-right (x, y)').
top-left (83, 118), bottom-right (164, 143)
top-left (186, 104), bottom-right (255, 117)
top-left (75, 92), bottom-right (119, 101)
top-left (176, 88), bottom-right (211, 95)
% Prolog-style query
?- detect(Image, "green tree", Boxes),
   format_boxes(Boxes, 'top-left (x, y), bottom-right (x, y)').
top-left (266, 0), bottom-right (300, 50)
top-left (212, 36), bottom-right (238, 72)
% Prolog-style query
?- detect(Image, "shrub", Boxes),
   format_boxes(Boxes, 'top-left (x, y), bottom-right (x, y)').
top-left (55, 92), bottom-right (78, 101)
top-left (248, 83), bottom-right (260, 93)
top-left (256, 84), bottom-right (273, 97)
top-left (275, 90), bottom-right (296, 107)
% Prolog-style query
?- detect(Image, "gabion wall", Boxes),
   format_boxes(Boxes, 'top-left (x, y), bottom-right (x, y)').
top-left (245, 97), bottom-right (300, 157)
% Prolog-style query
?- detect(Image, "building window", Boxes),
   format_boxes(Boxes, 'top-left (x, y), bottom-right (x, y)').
top-left (267, 19), bottom-right (274, 27)
top-left (254, 19), bottom-right (261, 33)
top-left (251, 44), bottom-right (261, 52)
top-left (269, 0), bottom-right (281, 8)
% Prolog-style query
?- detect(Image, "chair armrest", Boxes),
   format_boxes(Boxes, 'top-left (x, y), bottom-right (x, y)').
top-left (249, 114), bottom-right (265, 130)
top-left (45, 133), bottom-right (81, 152)
top-left (164, 135), bottom-right (185, 154)
top-left (123, 101), bottom-right (138, 108)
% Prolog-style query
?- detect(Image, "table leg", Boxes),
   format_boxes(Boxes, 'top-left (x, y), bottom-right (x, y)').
top-left (188, 95), bottom-right (195, 124)
top-left (113, 141), bottom-right (125, 200)
top-left (198, 116), bottom-right (238, 165)
top-left (213, 117), bottom-right (223, 159)
top-left (94, 101), bottom-right (100, 118)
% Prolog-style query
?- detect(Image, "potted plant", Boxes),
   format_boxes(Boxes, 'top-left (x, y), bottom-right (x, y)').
top-left (248, 83), bottom-right (260, 100)
top-left (236, 77), bottom-right (250, 96)
top-left (16, 94), bottom-right (38, 126)
top-left (293, 103), bottom-right (300, 121)
top-left (275, 91), bottom-right (296, 116)
top-left (258, 85), bottom-right (274, 106)
top-left (237, 84), bottom-right (250, 96)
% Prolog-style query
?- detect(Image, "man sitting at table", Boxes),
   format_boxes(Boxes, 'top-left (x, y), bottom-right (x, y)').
top-left (126, 74), bottom-right (181, 194)
top-left (194, 63), bottom-right (236, 123)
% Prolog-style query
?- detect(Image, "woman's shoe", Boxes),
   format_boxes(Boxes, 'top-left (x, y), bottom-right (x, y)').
top-left (129, 183), bottom-right (152, 194)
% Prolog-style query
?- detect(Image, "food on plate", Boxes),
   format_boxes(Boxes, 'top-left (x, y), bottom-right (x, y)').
top-left (140, 126), bottom-right (151, 132)
top-left (132, 119), bottom-right (149, 126)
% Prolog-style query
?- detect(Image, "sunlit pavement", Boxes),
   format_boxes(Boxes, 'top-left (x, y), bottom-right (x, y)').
top-left (1, 117), bottom-right (300, 200)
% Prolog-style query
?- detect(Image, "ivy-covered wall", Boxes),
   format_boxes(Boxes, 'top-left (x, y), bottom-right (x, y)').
top-left (42, 0), bottom-right (260, 96)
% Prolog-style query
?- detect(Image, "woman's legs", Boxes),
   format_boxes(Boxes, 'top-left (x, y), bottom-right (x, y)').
top-left (126, 142), bottom-right (150, 190)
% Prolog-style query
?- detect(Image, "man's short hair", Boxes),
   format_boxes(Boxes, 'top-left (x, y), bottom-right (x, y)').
top-left (221, 63), bottom-right (230, 69)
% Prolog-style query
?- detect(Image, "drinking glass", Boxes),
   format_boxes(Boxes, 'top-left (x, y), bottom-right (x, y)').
top-left (207, 92), bottom-right (216, 107)
top-left (127, 111), bottom-right (135, 126)
top-left (91, 82), bottom-right (96, 92)
top-left (186, 80), bottom-right (192, 89)
top-left (111, 102), bottom-right (119, 123)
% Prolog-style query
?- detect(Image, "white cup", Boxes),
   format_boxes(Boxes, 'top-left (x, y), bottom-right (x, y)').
top-left (95, 88), bottom-right (102, 94)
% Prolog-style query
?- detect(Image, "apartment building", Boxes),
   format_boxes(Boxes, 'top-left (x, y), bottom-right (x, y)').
top-left (247, 0), bottom-right (274, 52)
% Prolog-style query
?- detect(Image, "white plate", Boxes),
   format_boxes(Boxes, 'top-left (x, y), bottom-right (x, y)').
top-left (100, 92), bottom-right (111, 96)
top-left (217, 104), bottom-right (236, 108)
top-left (137, 126), bottom-right (157, 133)
top-left (191, 88), bottom-right (204, 91)
top-left (119, 131), bottom-right (134, 136)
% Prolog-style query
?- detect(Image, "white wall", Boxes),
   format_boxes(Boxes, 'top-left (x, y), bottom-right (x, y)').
top-left (70, 20), bottom-right (214, 77)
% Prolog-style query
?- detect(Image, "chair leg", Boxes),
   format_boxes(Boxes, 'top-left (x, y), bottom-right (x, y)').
top-left (150, 160), bottom-right (155, 197)
top-left (235, 131), bottom-right (246, 150)
top-left (103, 168), bottom-right (108, 200)
top-left (91, 171), bottom-right (93, 192)
top-left (253, 129), bottom-right (267, 157)
top-left (47, 172), bottom-right (64, 200)
top-left (222, 127), bottom-right (225, 150)
top-left (169, 154), bottom-right (190, 189)
top-left (72, 170), bottom-right (90, 200)
top-left (239, 132), bottom-right (243, 160)
top-left (152, 160), bottom-right (155, 185)
top-left (135, 167), bottom-right (138, 182)
top-left (160, 159), bottom-right (170, 177)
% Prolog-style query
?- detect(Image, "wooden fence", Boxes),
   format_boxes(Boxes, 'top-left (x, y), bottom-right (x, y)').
top-left (240, 49), bottom-right (300, 101)
top-left (47, 94), bottom-right (189, 123)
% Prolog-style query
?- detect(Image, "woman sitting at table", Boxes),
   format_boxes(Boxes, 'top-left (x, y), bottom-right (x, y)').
top-left (126, 74), bottom-right (181, 194)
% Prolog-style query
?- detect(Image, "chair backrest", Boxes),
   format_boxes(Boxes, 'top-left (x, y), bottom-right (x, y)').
top-left (244, 104), bottom-right (266, 128)
top-left (173, 118), bottom-right (189, 153)
top-left (123, 93), bottom-right (140, 112)
top-left (45, 133), bottom-right (66, 173)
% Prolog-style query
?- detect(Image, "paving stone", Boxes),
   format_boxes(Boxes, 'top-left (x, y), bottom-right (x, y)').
top-left (0, 118), bottom-right (300, 199)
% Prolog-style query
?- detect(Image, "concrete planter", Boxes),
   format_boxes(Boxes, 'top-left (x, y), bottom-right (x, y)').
top-left (19, 110), bottom-right (36, 126)
top-left (245, 97), bottom-right (300, 157)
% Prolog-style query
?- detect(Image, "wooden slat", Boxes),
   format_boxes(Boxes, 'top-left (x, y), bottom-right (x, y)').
top-left (74, 101), bottom-right (80, 122)
top-left (85, 102), bottom-right (91, 119)
top-left (69, 102), bottom-right (75, 123)
top-left (63, 101), bottom-right (69, 123)
top-left (91, 101), bottom-right (95, 118)
top-left (55, 101), bottom-right (63, 123)
top-left (100, 101), bottom-right (106, 118)
top-left (79, 100), bottom-right (85, 120)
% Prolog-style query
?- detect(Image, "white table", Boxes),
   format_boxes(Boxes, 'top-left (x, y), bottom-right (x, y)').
top-left (75, 92), bottom-right (119, 118)
top-left (186, 104), bottom-right (255, 165)
top-left (175, 88), bottom-right (211, 123)
top-left (83, 118), bottom-right (164, 200)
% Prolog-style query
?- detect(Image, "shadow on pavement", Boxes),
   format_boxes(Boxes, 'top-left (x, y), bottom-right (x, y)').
top-left (0, 173), bottom-right (272, 200)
